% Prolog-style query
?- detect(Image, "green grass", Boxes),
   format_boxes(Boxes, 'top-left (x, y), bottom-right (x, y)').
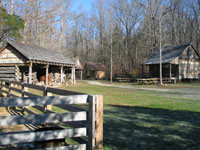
top-left (60, 81), bottom-right (200, 150)
top-left (60, 81), bottom-right (200, 112)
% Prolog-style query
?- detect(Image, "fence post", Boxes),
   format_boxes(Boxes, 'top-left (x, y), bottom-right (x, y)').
top-left (22, 83), bottom-right (29, 109)
top-left (22, 83), bottom-right (28, 97)
top-left (43, 87), bottom-right (52, 111)
top-left (95, 95), bottom-right (103, 150)
top-left (88, 95), bottom-right (96, 150)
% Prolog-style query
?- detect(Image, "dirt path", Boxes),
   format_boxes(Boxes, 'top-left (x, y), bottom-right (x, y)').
top-left (86, 81), bottom-right (170, 92)
top-left (86, 81), bottom-right (200, 100)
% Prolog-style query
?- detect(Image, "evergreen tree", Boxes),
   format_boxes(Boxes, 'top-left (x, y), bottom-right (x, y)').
top-left (0, 7), bottom-right (24, 42)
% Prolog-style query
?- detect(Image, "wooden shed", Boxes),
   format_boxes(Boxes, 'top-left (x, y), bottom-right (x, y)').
top-left (142, 44), bottom-right (200, 80)
top-left (0, 40), bottom-right (76, 85)
top-left (84, 62), bottom-right (106, 79)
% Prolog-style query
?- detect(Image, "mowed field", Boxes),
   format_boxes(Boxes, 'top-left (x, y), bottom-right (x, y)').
top-left (60, 81), bottom-right (200, 150)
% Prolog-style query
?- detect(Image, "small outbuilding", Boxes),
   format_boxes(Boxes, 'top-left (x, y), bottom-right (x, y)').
top-left (0, 40), bottom-right (76, 85)
top-left (84, 62), bottom-right (106, 79)
top-left (142, 44), bottom-right (200, 80)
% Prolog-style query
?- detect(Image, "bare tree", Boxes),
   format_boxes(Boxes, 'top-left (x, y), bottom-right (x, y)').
top-left (10, 0), bottom-right (14, 14)
top-left (159, 7), bottom-right (168, 85)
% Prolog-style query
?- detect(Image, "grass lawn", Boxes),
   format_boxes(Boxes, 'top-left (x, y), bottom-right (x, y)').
top-left (60, 81), bottom-right (200, 150)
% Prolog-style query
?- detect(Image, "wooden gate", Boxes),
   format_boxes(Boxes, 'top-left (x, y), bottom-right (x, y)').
top-left (0, 80), bottom-right (103, 150)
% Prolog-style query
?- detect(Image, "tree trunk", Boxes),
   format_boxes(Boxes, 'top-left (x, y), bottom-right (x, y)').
top-left (110, 32), bottom-right (113, 83)
top-left (10, 0), bottom-right (14, 14)
top-left (159, 19), bottom-right (163, 85)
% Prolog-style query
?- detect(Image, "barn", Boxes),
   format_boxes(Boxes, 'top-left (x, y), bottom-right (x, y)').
top-left (142, 44), bottom-right (200, 80)
top-left (84, 62), bottom-right (106, 79)
top-left (0, 40), bottom-right (76, 85)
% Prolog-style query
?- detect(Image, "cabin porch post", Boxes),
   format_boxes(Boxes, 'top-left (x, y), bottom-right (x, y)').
top-left (28, 62), bottom-right (32, 84)
top-left (71, 66), bottom-right (76, 84)
top-left (73, 67), bottom-right (76, 84)
top-left (45, 64), bottom-right (49, 86)
top-left (80, 70), bottom-right (83, 80)
top-left (71, 67), bottom-right (73, 84)
top-left (169, 63), bottom-right (172, 80)
top-left (60, 65), bottom-right (63, 84)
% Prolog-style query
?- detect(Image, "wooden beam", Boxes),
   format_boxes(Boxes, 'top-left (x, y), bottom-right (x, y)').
top-left (0, 128), bottom-right (87, 145)
top-left (61, 65), bottom-right (63, 84)
top-left (45, 64), bottom-right (49, 86)
top-left (95, 95), bottom-right (103, 150)
top-left (24, 91), bottom-right (40, 97)
top-left (0, 63), bottom-right (28, 66)
top-left (28, 62), bottom-right (32, 84)
top-left (35, 144), bottom-right (87, 150)
top-left (0, 111), bottom-right (87, 126)
top-left (88, 95), bottom-right (95, 150)
top-left (46, 87), bottom-right (84, 95)
top-left (73, 67), bottom-right (76, 84)
top-left (56, 104), bottom-right (87, 112)
top-left (71, 67), bottom-right (73, 84)
top-left (23, 83), bottom-right (45, 91)
top-left (0, 95), bottom-right (89, 107)
top-left (10, 87), bottom-right (22, 94)
top-left (81, 70), bottom-right (83, 80)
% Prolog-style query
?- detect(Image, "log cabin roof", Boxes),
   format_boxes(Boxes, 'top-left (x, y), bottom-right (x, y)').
top-left (142, 44), bottom-right (193, 65)
top-left (2, 40), bottom-right (74, 66)
top-left (84, 62), bottom-right (106, 71)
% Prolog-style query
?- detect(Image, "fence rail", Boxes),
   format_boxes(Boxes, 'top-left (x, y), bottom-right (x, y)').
top-left (0, 79), bottom-right (103, 150)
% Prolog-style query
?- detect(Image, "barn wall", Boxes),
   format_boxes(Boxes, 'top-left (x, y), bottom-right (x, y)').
top-left (0, 46), bottom-right (26, 64)
top-left (179, 59), bottom-right (200, 79)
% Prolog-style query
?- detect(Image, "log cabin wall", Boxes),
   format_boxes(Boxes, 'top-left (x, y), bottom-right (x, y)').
top-left (179, 59), bottom-right (200, 79)
top-left (0, 66), bottom-right (15, 80)
top-left (0, 45), bottom-right (27, 81)
top-left (0, 45), bottom-right (26, 64)
top-left (178, 47), bottom-right (200, 79)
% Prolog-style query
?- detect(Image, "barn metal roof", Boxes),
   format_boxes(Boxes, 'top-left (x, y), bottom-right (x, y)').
top-left (6, 40), bottom-right (74, 65)
top-left (142, 44), bottom-right (191, 65)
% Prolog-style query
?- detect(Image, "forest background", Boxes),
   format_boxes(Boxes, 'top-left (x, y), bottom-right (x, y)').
top-left (0, 0), bottom-right (200, 78)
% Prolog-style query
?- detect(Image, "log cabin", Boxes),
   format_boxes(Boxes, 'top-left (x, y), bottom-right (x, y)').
top-left (142, 44), bottom-right (200, 80)
top-left (84, 62), bottom-right (106, 79)
top-left (0, 40), bottom-right (76, 85)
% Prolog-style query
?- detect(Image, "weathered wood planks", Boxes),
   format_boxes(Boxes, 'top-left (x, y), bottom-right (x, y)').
top-left (0, 95), bottom-right (88, 107)
top-left (0, 128), bottom-right (87, 145)
top-left (0, 111), bottom-right (87, 126)
top-left (0, 79), bottom-right (103, 150)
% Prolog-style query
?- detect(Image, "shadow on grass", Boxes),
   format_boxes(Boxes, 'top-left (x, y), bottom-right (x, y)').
top-left (104, 105), bottom-right (200, 150)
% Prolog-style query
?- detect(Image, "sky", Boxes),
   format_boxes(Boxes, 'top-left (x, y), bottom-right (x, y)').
top-left (72, 0), bottom-right (92, 12)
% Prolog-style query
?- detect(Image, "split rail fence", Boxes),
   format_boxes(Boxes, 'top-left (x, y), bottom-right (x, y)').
top-left (0, 79), bottom-right (103, 150)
